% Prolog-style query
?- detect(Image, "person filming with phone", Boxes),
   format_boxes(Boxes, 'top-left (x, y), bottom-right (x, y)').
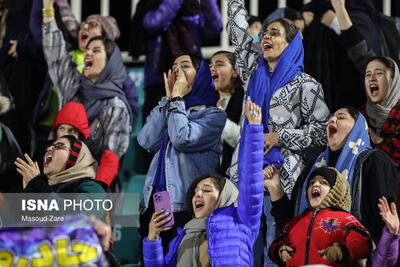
top-left (142, 100), bottom-right (264, 266)
top-left (137, 54), bottom-right (226, 252)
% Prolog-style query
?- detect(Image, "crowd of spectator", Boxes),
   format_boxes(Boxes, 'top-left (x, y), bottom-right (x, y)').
top-left (0, 0), bottom-right (399, 266)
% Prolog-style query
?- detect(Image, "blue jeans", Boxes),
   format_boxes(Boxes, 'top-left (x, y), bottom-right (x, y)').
top-left (263, 194), bottom-right (290, 267)
top-left (263, 195), bottom-right (277, 267)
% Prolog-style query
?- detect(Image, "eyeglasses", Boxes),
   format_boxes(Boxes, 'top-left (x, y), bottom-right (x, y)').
top-left (260, 28), bottom-right (282, 39)
top-left (46, 142), bottom-right (70, 151)
top-left (80, 21), bottom-right (101, 30)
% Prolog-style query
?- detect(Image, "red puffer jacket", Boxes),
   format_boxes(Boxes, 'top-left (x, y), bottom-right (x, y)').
top-left (269, 208), bottom-right (372, 267)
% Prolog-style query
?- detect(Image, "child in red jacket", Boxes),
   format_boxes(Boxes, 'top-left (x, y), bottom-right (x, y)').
top-left (268, 167), bottom-right (372, 266)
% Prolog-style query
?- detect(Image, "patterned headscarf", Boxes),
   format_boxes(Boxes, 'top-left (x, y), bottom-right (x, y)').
top-left (299, 113), bottom-right (371, 213)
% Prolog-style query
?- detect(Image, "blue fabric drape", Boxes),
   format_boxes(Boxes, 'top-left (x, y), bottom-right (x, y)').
top-left (240, 31), bottom-right (304, 170)
top-left (299, 113), bottom-right (371, 213)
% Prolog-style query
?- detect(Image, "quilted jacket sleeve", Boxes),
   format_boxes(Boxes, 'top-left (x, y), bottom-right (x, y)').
top-left (372, 226), bottom-right (400, 267)
top-left (142, 237), bottom-right (165, 266)
top-left (237, 124), bottom-right (264, 232)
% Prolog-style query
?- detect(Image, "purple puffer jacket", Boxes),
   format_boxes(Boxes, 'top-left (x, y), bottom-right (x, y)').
top-left (372, 225), bottom-right (400, 267)
top-left (142, 0), bottom-right (222, 88)
top-left (142, 124), bottom-right (264, 266)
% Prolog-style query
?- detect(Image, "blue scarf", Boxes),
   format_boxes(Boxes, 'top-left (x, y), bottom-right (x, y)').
top-left (152, 60), bottom-right (217, 192)
top-left (298, 113), bottom-right (371, 213)
top-left (239, 31), bottom-right (303, 170)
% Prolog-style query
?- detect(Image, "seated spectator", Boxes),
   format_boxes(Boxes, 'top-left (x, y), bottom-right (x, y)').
top-left (265, 107), bottom-right (399, 247)
top-left (209, 51), bottom-right (244, 176)
top-left (42, 0), bottom-right (132, 158)
top-left (373, 195), bottom-right (400, 266)
top-left (137, 54), bottom-right (226, 251)
top-left (142, 100), bottom-right (263, 266)
top-left (269, 167), bottom-right (372, 266)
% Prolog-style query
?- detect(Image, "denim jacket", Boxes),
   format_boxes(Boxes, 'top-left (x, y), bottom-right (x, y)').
top-left (138, 98), bottom-right (226, 212)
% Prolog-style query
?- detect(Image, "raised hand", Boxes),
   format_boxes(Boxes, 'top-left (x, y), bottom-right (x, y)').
top-left (147, 210), bottom-right (172, 241)
top-left (321, 10), bottom-right (336, 27)
top-left (330, 0), bottom-right (346, 12)
top-left (43, 0), bottom-right (55, 9)
top-left (302, 11), bottom-right (314, 26)
top-left (244, 98), bottom-right (261, 125)
top-left (171, 68), bottom-right (190, 98)
top-left (15, 154), bottom-right (40, 189)
top-left (378, 197), bottom-right (399, 235)
top-left (163, 69), bottom-right (175, 98)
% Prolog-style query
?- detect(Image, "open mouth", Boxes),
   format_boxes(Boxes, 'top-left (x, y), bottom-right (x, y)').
top-left (328, 125), bottom-right (337, 138)
top-left (80, 32), bottom-right (89, 42)
top-left (84, 58), bottom-right (93, 71)
top-left (263, 43), bottom-right (272, 52)
top-left (194, 201), bottom-right (204, 211)
top-left (44, 154), bottom-right (53, 167)
top-left (369, 84), bottom-right (379, 97)
top-left (212, 74), bottom-right (219, 82)
top-left (311, 189), bottom-right (321, 199)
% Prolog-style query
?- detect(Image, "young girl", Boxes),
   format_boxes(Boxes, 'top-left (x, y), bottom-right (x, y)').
top-left (269, 167), bottom-right (372, 266)
top-left (209, 51), bottom-right (244, 175)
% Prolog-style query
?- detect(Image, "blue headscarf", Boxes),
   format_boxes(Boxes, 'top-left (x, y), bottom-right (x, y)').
top-left (298, 113), bottom-right (371, 213)
top-left (152, 60), bottom-right (217, 192)
top-left (239, 31), bottom-right (304, 170)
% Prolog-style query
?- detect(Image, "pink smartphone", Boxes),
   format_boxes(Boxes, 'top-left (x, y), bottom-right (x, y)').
top-left (153, 190), bottom-right (174, 228)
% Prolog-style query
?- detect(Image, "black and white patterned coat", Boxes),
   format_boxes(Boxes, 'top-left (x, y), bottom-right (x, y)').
top-left (226, 0), bottom-right (330, 193)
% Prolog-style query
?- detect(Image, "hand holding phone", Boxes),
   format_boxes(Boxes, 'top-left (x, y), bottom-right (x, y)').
top-left (153, 191), bottom-right (174, 228)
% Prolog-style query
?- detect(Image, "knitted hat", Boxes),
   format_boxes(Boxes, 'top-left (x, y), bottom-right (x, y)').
top-left (306, 167), bottom-right (351, 211)
top-left (52, 102), bottom-right (90, 140)
top-left (63, 135), bottom-right (83, 169)
top-left (86, 14), bottom-right (120, 41)
top-left (307, 167), bottom-right (337, 189)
